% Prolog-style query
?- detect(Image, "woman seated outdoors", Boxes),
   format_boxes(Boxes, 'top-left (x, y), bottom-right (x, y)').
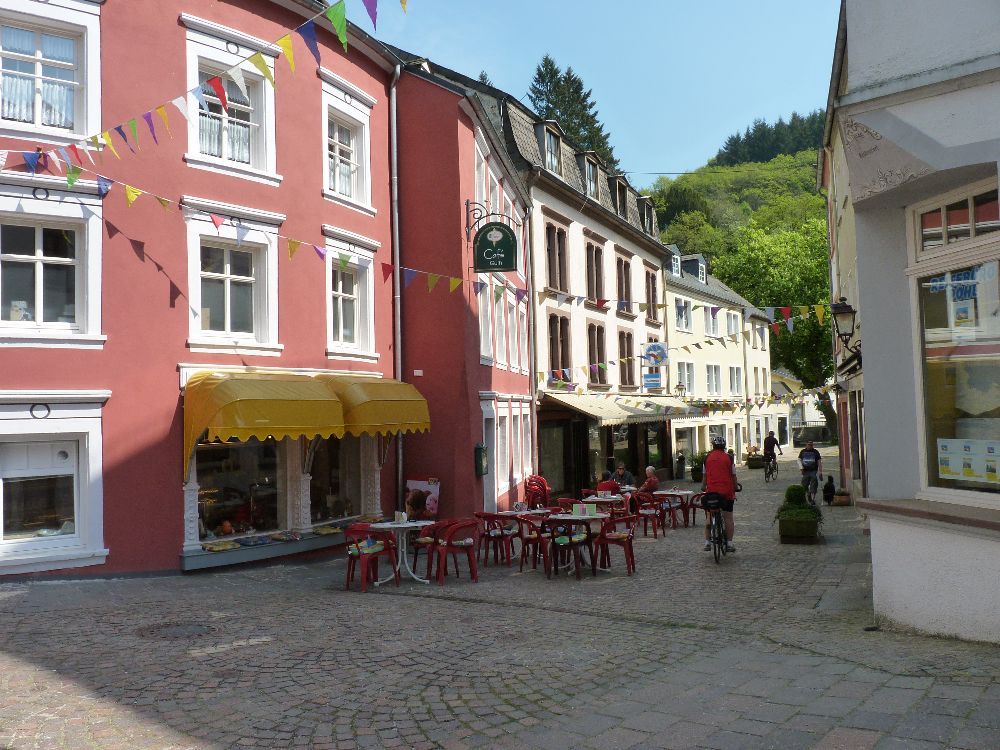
top-left (595, 471), bottom-right (621, 494)
top-left (637, 466), bottom-right (659, 494)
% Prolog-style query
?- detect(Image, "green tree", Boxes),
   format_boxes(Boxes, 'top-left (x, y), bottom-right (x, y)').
top-left (661, 211), bottom-right (727, 259)
top-left (478, 70), bottom-right (492, 86)
top-left (528, 54), bottom-right (562, 121)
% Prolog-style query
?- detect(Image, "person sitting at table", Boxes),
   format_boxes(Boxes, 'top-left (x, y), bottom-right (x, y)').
top-left (638, 465), bottom-right (659, 494)
top-left (612, 461), bottom-right (635, 488)
top-left (595, 471), bottom-right (621, 494)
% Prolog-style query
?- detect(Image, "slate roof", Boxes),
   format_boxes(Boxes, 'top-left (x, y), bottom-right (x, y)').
top-left (663, 246), bottom-right (767, 319)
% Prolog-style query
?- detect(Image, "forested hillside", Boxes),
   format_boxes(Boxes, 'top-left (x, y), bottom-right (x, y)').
top-left (711, 110), bottom-right (824, 166)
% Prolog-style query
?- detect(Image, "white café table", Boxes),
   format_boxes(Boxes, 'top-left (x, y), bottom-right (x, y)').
top-left (369, 519), bottom-right (434, 585)
top-left (546, 513), bottom-right (611, 572)
top-left (496, 508), bottom-right (550, 516)
top-left (654, 489), bottom-right (697, 527)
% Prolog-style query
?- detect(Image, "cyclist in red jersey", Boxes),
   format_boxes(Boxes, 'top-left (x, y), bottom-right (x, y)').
top-left (700, 435), bottom-right (738, 553)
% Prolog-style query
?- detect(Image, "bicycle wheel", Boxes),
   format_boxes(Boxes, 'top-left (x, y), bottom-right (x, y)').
top-left (712, 515), bottom-right (722, 563)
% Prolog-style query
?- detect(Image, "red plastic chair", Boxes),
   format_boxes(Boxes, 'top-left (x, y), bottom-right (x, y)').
top-left (689, 492), bottom-right (706, 525)
top-left (344, 524), bottom-right (398, 593)
top-left (595, 514), bottom-right (637, 575)
top-left (634, 491), bottom-right (661, 539)
top-left (515, 515), bottom-right (551, 575)
top-left (431, 519), bottom-right (480, 586)
top-left (524, 474), bottom-right (551, 507)
top-left (475, 512), bottom-right (516, 567)
top-left (411, 519), bottom-right (455, 577)
top-left (541, 517), bottom-right (596, 580)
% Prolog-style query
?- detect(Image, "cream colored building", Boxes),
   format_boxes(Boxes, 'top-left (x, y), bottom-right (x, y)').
top-left (663, 247), bottom-right (791, 464)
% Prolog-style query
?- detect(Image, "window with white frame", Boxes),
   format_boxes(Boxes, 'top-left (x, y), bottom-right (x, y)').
top-left (760, 323), bottom-right (767, 351)
top-left (675, 298), bottom-right (692, 331)
top-left (518, 304), bottom-right (527, 372)
top-left (752, 323), bottom-right (759, 349)
top-left (704, 306), bottom-right (720, 336)
top-left (507, 299), bottom-right (517, 370)
top-left (762, 369), bottom-right (768, 394)
top-left (729, 366), bottom-right (743, 395)
top-left (698, 263), bottom-right (706, 283)
top-left (645, 270), bottom-right (658, 321)
top-left (475, 147), bottom-right (486, 205)
top-left (753, 367), bottom-right (760, 395)
top-left (671, 255), bottom-right (680, 276)
top-left (199, 243), bottom-right (257, 336)
top-left (489, 171), bottom-right (500, 213)
top-left (326, 252), bottom-right (372, 353)
top-left (677, 361), bottom-right (694, 394)
top-left (1, 22), bottom-right (79, 131)
top-left (1, 222), bottom-right (79, 327)
top-left (544, 129), bottom-right (561, 174)
top-left (494, 286), bottom-right (506, 366)
top-left (706, 364), bottom-right (722, 395)
top-left (586, 159), bottom-right (599, 198)
top-left (512, 413), bottom-right (521, 480)
top-left (587, 323), bottom-right (607, 385)
top-left (727, 311), bottom-right (740, 336)
top-left (502, 196), bottom-right (513, 228)
top-left (198, 68), bottom-right (262, 167)
top-left (497, 414), bottom-right (509, 486)
top-left (478, 276), bottom-right (492, 361)
top-left (1, 440), bottom-right (76, 543)
top-left (918, 187), bottom-right (999, 255)
top-left (616, 180), bottom-right (628, 217)
top-left (521, 412), bottom-right (531, 475)
top-left (616, 255), bottom-right (632, 312)
top-left (619, 331), bottom-right (635, 386)
top-left (327, 115), bottom-right (361, 200)
top-left (586, 241), bottom-right (603, 301)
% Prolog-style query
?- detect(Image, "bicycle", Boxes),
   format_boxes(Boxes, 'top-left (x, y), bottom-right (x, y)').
top-left (701, 494), bottom-right (727, 563)
top-left (764, 455), bottom-right (778, 482)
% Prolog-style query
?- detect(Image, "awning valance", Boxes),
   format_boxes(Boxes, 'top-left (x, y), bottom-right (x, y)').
top-left (542, 391), bottom-right (697, 427)
top-left (183, 372), bottom-right (430, 478)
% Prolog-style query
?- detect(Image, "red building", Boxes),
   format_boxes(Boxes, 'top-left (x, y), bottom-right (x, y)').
top-left (393, 56), bottom-right (534, 517)
top-left (0, 0), bottom-right (428, 576)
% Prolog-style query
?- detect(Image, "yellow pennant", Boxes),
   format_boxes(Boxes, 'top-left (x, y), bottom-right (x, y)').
top-left (448, 277), bottom-right (463, 293)
top-left (155, 195), bottom-right (172, 210)
top-left (155, 105), bottom-right (171, 136)
top-left (276, 35), bottom-right (295, 73)
top-left (288, 239), bottom-right (301, 259)
top-left (401, 0), bottom-right (407, 11)
top-left (248, 52), bottom-right (275, 87)
top-left (799, 306), bottom-right (810, 320)
top-left (124, 185), bottom-right (142, 206)
top-left (427, 273), bottom-right (441, 292)
top-left (814, 305), bottom-right (826, 325)
top-left (101, 131), bottom-right (120, 159)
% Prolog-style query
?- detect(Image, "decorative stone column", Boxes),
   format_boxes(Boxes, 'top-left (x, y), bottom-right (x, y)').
top-left (359, 434), bottom-right (380, 516)
top-left (182, 462), bottom-right (202, 553)
top-left (284, 438), bottom-right (313, 533)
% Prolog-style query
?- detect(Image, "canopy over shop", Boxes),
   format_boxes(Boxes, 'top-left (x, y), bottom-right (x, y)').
top-left (180, 371), bottom-right (430, 569)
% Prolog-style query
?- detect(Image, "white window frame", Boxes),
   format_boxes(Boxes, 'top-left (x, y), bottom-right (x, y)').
top-left (675, 297), bottom-right (692, 332)
top-left (185, 210), bottom-right (281, 356)
top-left (0, 182), bottom-right (103, 348)
top-left (729, 366), bottom-right (743, 396)
top-left (488, 170), bottom-right (500, 213)
top-left (325, 240), bottom-right (375, 360)
top-left (0, 392), bottom-right (108, 575)
top-left (727, 311), bottom-right (740, 336)
top-left (478, 274), bottom-right (492, 365)
top-left (704, 306), bottom-right (720, 336)
top-left (762, 369), bottom-right (768, 395)
top-left (698, 263), bottom-right (706, 283)
top-left (184, 24), bottom-right (279, 186)
top-left (507, 296), bottom-right (518, 371)
top-left (671, 255), bottom-right (681, 276)
top-left (497, 412), bottom-right (509, 491)
top-left (544, 129), bottom-right (561, 174)
top-left (753, 367), bottom-right (760, 395)
top-left (518, 303), bottom-right (528, 375)
top-left (320, 70), bottom-right (375, 215)
top-left (494, 283), bottom-right (507, 369)
top-left (676, 361), bottom-right (695, 395)
top-left (521, 411), bottom-right (531, 476)
top-left (0, 1), bottom-right (100, 144)
top-left (511, 408), bottom-right (521, 483)
top-left (760, 323), bottom-right (768, 351)
top-left (706, 364), bottom-right (722, 395)
top-left (475, 145), bottom-right (486, 205)
top-left (586, 159), bottom-right (598, 198)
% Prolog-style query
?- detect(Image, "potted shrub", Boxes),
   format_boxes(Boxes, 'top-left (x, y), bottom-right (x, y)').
top-left (745, 445), bottom-right (765, 469)
top-left (832, 487), bottom-right (851, 506)
top-left (688, 450), bottom-right (710, 483)
top-left (774, 484), bottom-right (822, 542)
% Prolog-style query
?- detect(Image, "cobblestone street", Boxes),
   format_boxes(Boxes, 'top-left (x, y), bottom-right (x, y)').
top-left (1, 449), bottom-right (998, 750)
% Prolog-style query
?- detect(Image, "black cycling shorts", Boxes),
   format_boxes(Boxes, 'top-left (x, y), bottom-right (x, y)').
top-left (701, 493), bottom-right (734, 513)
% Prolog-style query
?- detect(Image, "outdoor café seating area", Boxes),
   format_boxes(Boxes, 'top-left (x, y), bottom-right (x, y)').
top-left (342, 477), bottom-right (706, 592)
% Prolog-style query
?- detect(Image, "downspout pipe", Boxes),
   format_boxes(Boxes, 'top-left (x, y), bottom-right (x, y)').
top-left (389, 63), bottom-right (404, 510)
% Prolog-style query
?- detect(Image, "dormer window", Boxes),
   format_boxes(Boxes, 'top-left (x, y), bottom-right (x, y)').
top-left (616, 180), bottom-right (627, 217)
top-left (671, 255), bottom-right (680, 276)
top-left (639, 199), bottom-right (654, 234)
top-left (585, 159), bottom-right (598, 198)
top-left (698, 263), bottom-right (706, 283)
top-left (545, 129), bottom-right (561, 175)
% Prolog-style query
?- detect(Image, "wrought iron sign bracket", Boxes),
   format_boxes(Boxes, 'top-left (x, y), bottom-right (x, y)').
top-left (465, 199), bottom-right (515, 241)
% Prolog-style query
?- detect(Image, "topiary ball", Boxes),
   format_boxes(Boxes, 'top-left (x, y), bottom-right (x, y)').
top-left (784, 484), bottom-right (808, 506)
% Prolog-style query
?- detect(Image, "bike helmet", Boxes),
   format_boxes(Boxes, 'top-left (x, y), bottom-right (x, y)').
top-left (711, 435), bottom-right (727, 449)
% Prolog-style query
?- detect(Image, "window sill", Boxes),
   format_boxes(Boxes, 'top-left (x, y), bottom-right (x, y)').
top-left (0, 124), bottom-right (92, 148)
top-left (322, 189), bottom-right (377, 217)
top-left (543, 285), bottom-right (570, 297)
top-left (187, 338), bottom-right (284, 357)
top-left (0, 332), bottom-right (107, 349)
top-left (496, 362), bottom-right (508, 371)
top-left (645, 318), bottom-right (661, 327)
top-left (584, 300), bottom-right (608, 313)
top-left (0, 546), bottom-right (109, 576)
top-left (326, 348), bottom-right (379, 362)
top-left (616, 310), bottom-right (638, 321)
top-left (184, 153), bottom-right (283, 187)
top-left (619, 385), bottom-right (639, 392)
top-left (588, 382), bottom-right (612, 391)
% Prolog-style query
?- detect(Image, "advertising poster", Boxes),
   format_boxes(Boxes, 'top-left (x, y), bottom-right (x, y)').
top-left (937, 439), bottom-right (1000, 484)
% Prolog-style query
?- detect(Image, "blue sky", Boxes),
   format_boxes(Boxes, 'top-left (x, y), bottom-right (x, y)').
top-left (372, 1), bottom-right (841, 188)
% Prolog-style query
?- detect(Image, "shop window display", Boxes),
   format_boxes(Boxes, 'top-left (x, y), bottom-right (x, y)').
top-left (0, 441), bottom-right (76, 541)
top-left (196, 438), bottom-right (280, 539)
top-left (309, 435), bottom-right (361, 523)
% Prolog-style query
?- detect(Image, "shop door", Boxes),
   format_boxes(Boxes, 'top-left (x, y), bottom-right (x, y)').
top-left (572, 419), bottom-right (590, 496)
top-left (778, 417), bottom-right (788, 445)
top-left (539, 421), bottom-right (569, 496)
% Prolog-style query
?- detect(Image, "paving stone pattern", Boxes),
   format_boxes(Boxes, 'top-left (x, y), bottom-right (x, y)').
top-left (1, 448), bottom-right (998, 749)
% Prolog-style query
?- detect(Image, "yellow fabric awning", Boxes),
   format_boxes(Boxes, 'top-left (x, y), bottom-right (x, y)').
top-left (324, 375), bottom-right (431, 436)
top-left (182, 371), bottom-right (430, 478)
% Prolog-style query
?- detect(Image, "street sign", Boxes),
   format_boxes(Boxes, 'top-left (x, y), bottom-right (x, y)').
top-left (473, 222), bottom-right (517, 272)
top-left (643, 372), bottom-right (662, 389)
top-left (644, 341), bottom-right (668, 365)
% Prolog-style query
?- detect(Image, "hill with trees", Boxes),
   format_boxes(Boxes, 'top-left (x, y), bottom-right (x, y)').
top-left (711, 110), bottom-right (824, 166)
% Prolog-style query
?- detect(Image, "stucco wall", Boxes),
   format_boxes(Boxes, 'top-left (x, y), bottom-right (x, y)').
top-left (846, 0), bottom-right (1000, 94)
top-left (870, 515), bottom-right (1000, 642)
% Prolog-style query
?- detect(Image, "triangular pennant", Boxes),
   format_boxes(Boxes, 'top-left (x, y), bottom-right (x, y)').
top-left (814, 305), bottom-right (826, 325)
top-left (209, 213), bottom-right (225, 230)
top-left (207, 76), bottom-right (229, 111)
top-left (22, 152), bottom-right (40, 174)
top-left (170, 96), bottom-right (190, 122)
top-left (96, 176), bottom-right (113, 198)
top-left (561, 369), bottom-right (570, 379)
top-left (228, 67), bottom-right (249, 101)
top-left (449, 277), bottom-right (463, 293)
top-left (326, 0), bottom-right (348, 52)
top-left (576, 296), bottom-right (585, 305)
top-left (401, 0), bottom-right (407, 11)
top-left (236, 225), bottom-right (250, 247)
top-left (276, 35), bottom-right (295, 73)
top-left (536, 291), bottom-right (548, 305)
top-left (494, 285), bottom-right (504, 302)
top-left (127, 118), bottom-right (140, 149)
top-left (62, 146), bottom-right (78, 165)
top-left (515, 288), bottom-right (528, 303)
top-left (596, 298), bottom-right (608, 309)
top-left (101, 131), bottom-right (121, 159)
top-left (124, 185), bottom-right (142, 206)
top-left (403, 268), bottom-right (418, 287)
top-left (155, 105), bottom-right (172, 135)
top-left (597, 362), bottom-right (607, 370)
top-left (380, 262), bottom-right (393, 281)
top-left (798, 306), bottom-right (810, 320)
top-left (638, 303), bottom-right (647, 313)
top-left (113, 125), bottom-right (134, 153)
top-left (191, 86), bottom-right (211, 113)
top-left (785, 317), bottom-right (795, 333)
top-left (47, 149), bottom-right (63, 174)
top-left (142, 112), bottom-right (158, 144)
top-left (338, 253), bottom-right (350, 271)
top-left (362, 0), bottom-right (378, 28)
top-left (693, 343), bottom-right (702, 350)
top-left (474, 281), bottom-right (487, 296)
top-left (427, 273), bottom-right (441, 292)
top-left (764, 307), bottom-right (775, 322)
top-left (297, 21), bottom-right (322, 66)
top-left (779, 306), bottom-right (792, 321)
top-left (155, 195), bottom-right (172, 210)
top-left (710, 306), bottom-right (720, 317)
top-left (248, 53), bottom-right (275, 86)
top-left (288, 239), bottom-right (302, 259)
top-left (771, 322), bottom-right (781, 336)
top-left (66, 164), bottom-right (82, 188)
top-left (313, 244), bottom-right (327, 259)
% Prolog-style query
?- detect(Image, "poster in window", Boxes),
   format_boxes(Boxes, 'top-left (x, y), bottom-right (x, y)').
top-left (953, 302), bottom-right (975, 327)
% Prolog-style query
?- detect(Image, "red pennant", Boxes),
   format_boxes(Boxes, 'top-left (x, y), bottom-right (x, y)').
top-left (771, 322), bottom-right (781, 336)
top-left (68, 144), bottom-right (83, 164)
top-left (209, 213), bottom-right (225, 230)
top-left (207, 76), bottom-right (229, 111)
top-left (380, 262), bottom-right (393, 282)
top-left (779, 306), bottom-right (792, 321)
top-left (596, 298), bottom-right (608, 309)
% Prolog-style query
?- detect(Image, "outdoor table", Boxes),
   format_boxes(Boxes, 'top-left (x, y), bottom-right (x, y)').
top-left (496, 508), bottom-right (550, 516)
top-left (369, 520), bottom-right (434, 585)
top-left (654, 489), bottom-right (696, 527)
top-left (547, 513), bottom-right (610, 573)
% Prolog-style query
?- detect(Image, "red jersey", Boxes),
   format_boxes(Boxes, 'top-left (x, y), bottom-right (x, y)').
top-left (703, 450), bottom-right (735, 500)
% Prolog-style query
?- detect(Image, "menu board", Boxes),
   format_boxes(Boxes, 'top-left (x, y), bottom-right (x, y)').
top-left (937, 439), bottom-right (1000, 484)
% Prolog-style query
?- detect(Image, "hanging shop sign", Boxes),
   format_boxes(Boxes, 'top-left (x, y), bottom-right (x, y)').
top-left (644, 341), bottom-right (668, 366)
top-left (473, 222), bottom-right (518, 272)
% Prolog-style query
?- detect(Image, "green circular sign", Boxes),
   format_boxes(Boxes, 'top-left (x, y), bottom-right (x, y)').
top-left (473, 222), bottom-right (518, 272)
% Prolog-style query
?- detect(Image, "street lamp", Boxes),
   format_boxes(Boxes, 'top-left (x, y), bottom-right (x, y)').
top-left (830, 297), bottom-right (861, 356)
top-left (674, 382), bottom-right (686, 398)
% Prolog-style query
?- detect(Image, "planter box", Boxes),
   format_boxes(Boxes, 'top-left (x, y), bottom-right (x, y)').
top-left (746, 455), bottom-right (765, 469)
top-left (832, 493), bottom-right (851, 506)
top-left (778, 517), bottom-right (818, 542)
